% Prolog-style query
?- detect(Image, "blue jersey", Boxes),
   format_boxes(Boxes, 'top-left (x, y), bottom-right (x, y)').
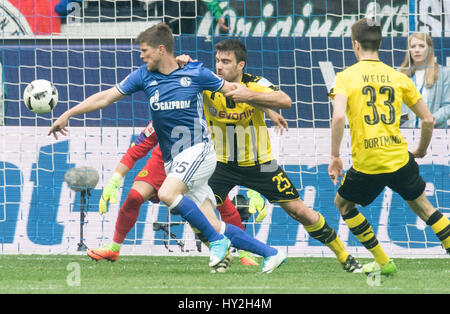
top-left (116, 61), bottom-right (224, 162)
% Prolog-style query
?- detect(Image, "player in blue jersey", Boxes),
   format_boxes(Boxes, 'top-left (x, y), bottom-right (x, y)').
top-left (48, 23), bottom-right (285, 273)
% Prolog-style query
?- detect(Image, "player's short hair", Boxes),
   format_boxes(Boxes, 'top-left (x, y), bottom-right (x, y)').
top-left (214, 39), bottom-right (247, 64)
top-left (351, 18), bottom-right (382, 52)
top-left (136, 23), bottom-right (174, 53)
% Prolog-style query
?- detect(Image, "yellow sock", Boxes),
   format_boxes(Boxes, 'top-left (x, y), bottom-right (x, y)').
top-left (427, 211), bottom-right (450, 251)
top-left (191, 226), bottom-right (210, 247)
top-left (305, 213), bottom-right (349, 263)
top-left (327, 237), bottom-right (349, 264)
top-left (343, 208), bottom-right (389, 266)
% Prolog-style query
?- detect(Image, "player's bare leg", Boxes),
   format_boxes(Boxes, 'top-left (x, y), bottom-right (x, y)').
top-left (279, 199), bottom-right (318, 225)
top-left (407, 192), bottom-right (441, 222)
top-left (407, 193), bottom-right (450, 255)
top-left (199, 197), bottom-right (222, 231)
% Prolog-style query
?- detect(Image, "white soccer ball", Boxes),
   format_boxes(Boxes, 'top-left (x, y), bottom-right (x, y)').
top-left (23, 79), bottom-right (58, 114)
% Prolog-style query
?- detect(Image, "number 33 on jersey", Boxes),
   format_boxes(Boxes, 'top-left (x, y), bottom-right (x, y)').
top-left (329, 60), bottom-right (422, 174)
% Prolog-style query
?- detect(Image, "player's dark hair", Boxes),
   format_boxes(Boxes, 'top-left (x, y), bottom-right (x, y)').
top-left (215, 39), bottom-right (247, 64)
top-left (136, 23), bottom-right (174, 53)
top-left (351, 18), bottom-right (382, 52)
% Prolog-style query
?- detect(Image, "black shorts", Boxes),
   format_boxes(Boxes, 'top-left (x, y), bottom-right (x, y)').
top-left (338, 152), bottom-right (426, 207)
top-left (208, 160), bottom-right (300, 205)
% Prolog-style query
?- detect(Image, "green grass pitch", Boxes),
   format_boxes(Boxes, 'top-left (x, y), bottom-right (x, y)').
top-left (0, 255), bottom-right (448, 294)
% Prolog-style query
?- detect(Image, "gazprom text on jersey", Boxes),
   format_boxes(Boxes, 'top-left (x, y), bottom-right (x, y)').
top-left (150, 100), bottom-right (190, 111)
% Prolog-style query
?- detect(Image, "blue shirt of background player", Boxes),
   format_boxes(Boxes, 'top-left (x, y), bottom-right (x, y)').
top-left (116, 61), bottom-right (224, 162)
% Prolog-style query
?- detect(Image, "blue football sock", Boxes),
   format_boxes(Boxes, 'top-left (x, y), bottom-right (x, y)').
top-left (171, 195), bottom-right (223, 243)
top-left (224, 223), bottom-right (277, 258)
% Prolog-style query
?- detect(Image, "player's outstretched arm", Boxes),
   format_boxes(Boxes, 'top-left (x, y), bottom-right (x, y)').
top-left (329, 94), bottom-right (347, 185)
top-left (48, 86), bottom-right (125, 139)
top-left (409, 98), bottom-right (435, 158)
top-left (224, 83), bottom-right (291, 109)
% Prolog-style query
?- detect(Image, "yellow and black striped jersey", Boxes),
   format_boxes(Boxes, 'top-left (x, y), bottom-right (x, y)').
top-left (329, 60), bottom-right (422, 174)
top-left (203, 73), bottom-right (278, 166)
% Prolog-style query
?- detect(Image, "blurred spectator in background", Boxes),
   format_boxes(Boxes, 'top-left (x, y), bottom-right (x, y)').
top-left (399, 32), bottom-right (450, 128)
top-left (54, 0), bottom-right (83, 16)
top-left (163, 0), bottom-right (228, 34)
top-left (54, 0), bottom-right (229, 34)
top-left (202, 0), bottom-right (229, 33)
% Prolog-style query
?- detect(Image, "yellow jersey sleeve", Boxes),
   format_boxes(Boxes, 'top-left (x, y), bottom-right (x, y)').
top-left (400, 74), bottom-right (422, 107)
top-left (329, 71), bottom-right (350, 99)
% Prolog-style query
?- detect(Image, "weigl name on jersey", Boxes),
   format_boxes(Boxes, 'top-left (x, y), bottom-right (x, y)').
top-left (362, 74), bottom-right (392, 83)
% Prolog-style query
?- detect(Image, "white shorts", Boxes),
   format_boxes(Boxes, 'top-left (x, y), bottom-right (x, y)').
top-left (164, 141), bottom-right (217, 207)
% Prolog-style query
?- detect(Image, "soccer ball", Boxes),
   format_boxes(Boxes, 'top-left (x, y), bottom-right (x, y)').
top-left (23, 79), bottom-right (58, 114)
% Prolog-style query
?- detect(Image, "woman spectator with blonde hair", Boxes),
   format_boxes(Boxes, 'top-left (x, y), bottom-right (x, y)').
top-left (399, 32), bottom-right (450, 128)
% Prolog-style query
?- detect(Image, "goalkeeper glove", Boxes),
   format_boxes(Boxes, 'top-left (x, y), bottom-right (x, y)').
top-left (99, 172), bottom-right (123, 215)
top-left (246, 189), bottom-right (267, 223)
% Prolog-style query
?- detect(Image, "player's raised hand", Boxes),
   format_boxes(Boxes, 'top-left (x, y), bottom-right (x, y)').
top-left (266, 109), bottom-right (288, 135)
top-left (328, 156), bottom-right (343, 186)
top-left (175, 54), bottom-right (197, 68)
top-left (246, 189), bottom-right (267, 223)
top-left (412, 147), bottom-right (427, 158)
top-left (48, 114), bottom-right (69, 139)
top-left (218, 17), bottom-right (229, 32)
top-left (224, 83), bottom-right (253, 103)
top-left (99, 172), bottom-right (123, 215)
